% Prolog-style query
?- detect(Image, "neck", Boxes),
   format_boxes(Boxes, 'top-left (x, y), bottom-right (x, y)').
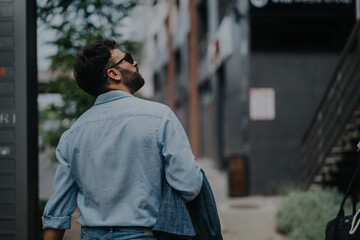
top-left (106, 85), bottom-right (132, 94)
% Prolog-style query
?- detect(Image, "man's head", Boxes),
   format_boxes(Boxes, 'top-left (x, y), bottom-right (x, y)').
top-left (73, 39), bottom-right (144, 96)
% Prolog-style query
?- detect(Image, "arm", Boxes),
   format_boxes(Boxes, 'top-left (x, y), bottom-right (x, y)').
top-left (42, 134), bottom-right (78, 230)
top-left (43, 229), bottom-right (65, 240)
top-left (160, 107), bottom-right (203, 201)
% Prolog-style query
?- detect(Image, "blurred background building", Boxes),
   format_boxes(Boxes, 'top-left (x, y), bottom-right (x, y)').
top-left (35, 0), bottom-right (360, 198)
top-left (136, 0), bottom-right (357, 194)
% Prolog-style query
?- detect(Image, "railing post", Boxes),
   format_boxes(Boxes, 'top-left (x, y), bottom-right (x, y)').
top-left (336, 72), bottom-right (343, 143)
top-left (302, 141), bottom-right (308, 183)
top-left (317, 110), bottom-right (324, 167)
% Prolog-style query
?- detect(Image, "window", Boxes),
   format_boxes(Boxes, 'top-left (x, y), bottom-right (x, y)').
top-left (175, 49), bottom-right (182, 75)
top-left (153, 71), bottom-right (161, 92)
top-left (153, 33), bottom-right (158, 49)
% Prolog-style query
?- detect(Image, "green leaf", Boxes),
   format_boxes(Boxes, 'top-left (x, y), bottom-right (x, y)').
top-left (38, 0), bottom-right (141, 164)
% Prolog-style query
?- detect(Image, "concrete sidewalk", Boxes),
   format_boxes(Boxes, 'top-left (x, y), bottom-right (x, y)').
top-left (197, 158), bottom-right (287, 240)
top-left (62, 158), bottom-right (288, 240)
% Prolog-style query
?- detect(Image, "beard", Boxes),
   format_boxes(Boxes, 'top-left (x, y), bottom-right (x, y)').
top-left (119, 68), bottom-right (145, 94)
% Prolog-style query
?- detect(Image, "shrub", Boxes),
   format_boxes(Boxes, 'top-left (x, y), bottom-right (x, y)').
top-left (276, 187), bottom-right (352, 240)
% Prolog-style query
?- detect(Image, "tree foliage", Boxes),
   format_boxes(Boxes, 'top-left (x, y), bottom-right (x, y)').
top-left (38, 0), bottom-right (139, 150)
top-left (38, 0), bottom-right (138, 71)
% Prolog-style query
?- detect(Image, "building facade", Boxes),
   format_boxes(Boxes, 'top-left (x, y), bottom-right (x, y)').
top-left (140, 0), bottom-right (357, 194)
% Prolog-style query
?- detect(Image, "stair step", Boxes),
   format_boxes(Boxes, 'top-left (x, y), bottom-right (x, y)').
top-left (340, 134), bottom-right (360, 146)
top-left (313, 175), bottom-right (323, 183)
top-left (312, 180), bottom-right (348, 189)
top-left (311, 170), bottom-right (355, 188)
top-left (353, 110), bottom-right (360, 118)
top-left (330, 165), bottom-right (355, 173)
top-left (305, 109), bottom-right (360, 190)
top-left (320, 166), bottom-right (330, 174)
top-left (332, 146), bottom-right (354, 153)
top-left (355, 118), bottom-right (360, 125)
top-left (345, 124), bottom-right (358, 131)
top-left (325, 157), bottom-right (341, 164)
top-left (345, 124), bottom-right (360, 138)
top-left (318, 175), bottom-right (352, 185)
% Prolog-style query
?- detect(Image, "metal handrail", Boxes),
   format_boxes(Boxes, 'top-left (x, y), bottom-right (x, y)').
top-left (302, 21), bottom-right (360, 188)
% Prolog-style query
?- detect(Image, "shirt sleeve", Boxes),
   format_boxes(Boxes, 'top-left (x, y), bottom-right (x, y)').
top-left (42, 134), bottom-right (78, 229)
top-left (160, 107), bottom-right (203, 202)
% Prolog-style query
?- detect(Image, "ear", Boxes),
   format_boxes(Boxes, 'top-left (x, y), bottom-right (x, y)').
top-left (107, 68), bottom-right (122, 81)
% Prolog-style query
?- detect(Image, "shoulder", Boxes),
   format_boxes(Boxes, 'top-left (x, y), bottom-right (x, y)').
top-left (55, 128), bottom-right (71, 155)
top-left (132, 97), bottom-right (172, 117)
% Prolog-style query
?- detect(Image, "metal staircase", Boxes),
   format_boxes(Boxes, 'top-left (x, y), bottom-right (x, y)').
top-left (302, 21), bottom-right (360, 191)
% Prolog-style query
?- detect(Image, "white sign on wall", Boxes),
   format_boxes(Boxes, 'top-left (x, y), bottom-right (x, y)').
top-left (249, 88), bottom-right (276, 120)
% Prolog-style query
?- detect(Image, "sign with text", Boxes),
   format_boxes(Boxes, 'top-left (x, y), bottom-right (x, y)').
top-left (0, 0), bottom-right (38, 238)
top-left (250, 88), bottom-right (276, 120)
top-left (0, 145), bottom-right (13, 157)
top-left (250, 0), bottom-right (354, 12)
top-left (0, 111), bottom-right (16, 126)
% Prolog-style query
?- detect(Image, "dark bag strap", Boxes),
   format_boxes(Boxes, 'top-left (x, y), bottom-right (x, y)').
top-left (337, 151), bottom-right (360, 217)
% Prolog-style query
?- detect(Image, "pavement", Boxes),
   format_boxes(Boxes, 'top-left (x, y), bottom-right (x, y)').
top-left (40, 152), bottom-right (287, 240)
top-left (197, 158), bottom-right (287, 240)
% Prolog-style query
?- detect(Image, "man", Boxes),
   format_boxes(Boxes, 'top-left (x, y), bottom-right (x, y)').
top-left (42, 39), bottom-right (203, 240)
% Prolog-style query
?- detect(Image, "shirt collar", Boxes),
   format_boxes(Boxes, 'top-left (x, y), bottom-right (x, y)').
top-left (94, 90), bottom-right (133, 105)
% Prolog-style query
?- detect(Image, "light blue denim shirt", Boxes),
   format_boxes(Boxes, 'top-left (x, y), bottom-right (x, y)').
top-left (42, 90), bottom-right (203, 229)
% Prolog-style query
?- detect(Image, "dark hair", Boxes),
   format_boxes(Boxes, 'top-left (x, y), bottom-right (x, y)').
top-left (73, 39), bottom-right (118, 96)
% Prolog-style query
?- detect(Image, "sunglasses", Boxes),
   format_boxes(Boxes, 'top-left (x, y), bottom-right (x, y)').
top-left (109, 53), bottom-right (134, 69)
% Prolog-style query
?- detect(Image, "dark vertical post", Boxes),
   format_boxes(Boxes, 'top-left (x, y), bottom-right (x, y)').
top-left (188, 0), bottom-right (200, 158)
top-left (216, 65), bottom-right (225, 168)
top-left (27, 0), bottom-right (39, 238)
